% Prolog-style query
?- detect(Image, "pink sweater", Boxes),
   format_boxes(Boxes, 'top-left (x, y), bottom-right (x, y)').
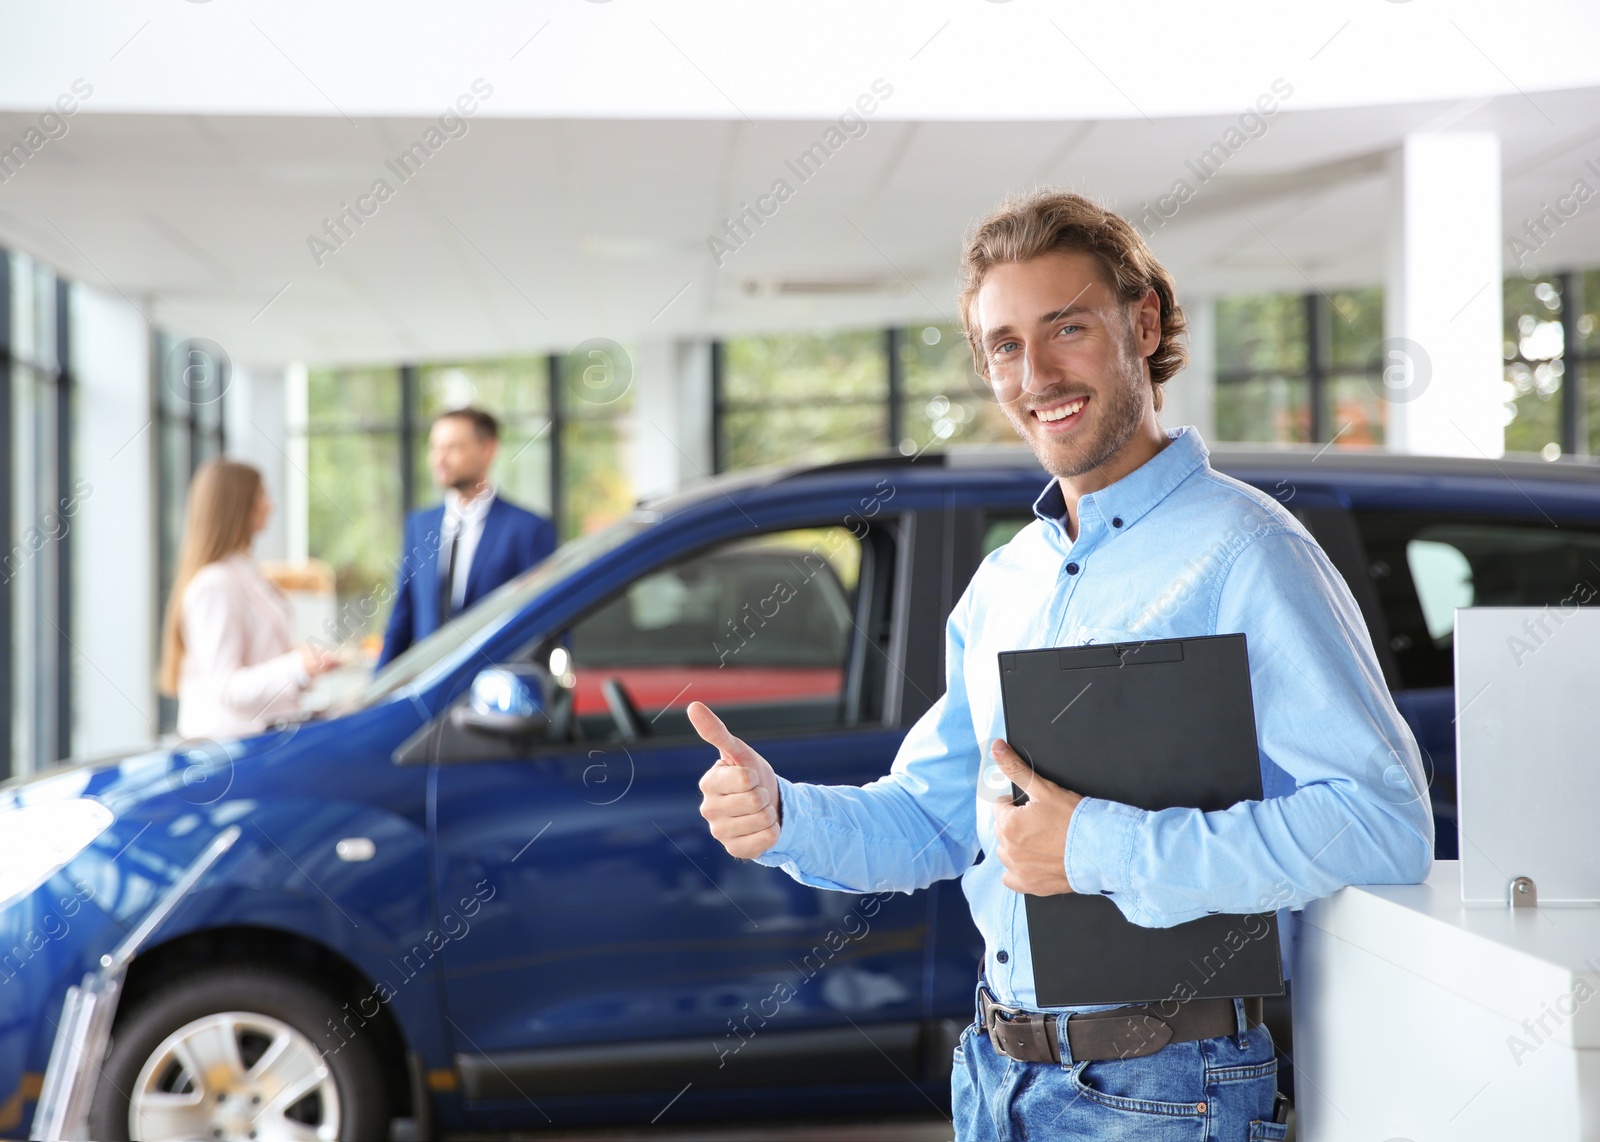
top-left (176, 553), bottom-right (306, 739)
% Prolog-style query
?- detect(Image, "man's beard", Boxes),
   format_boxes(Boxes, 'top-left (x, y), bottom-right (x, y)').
top-left (1002, 334), bottom-right (1148, 480)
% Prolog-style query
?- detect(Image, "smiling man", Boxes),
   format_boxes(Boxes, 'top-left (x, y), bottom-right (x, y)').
top-left (688, 190), bottom-right (1433, 1140)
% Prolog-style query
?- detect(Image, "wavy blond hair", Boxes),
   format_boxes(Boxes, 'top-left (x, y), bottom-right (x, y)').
top-left (158, 459), bottom-right (263, 696)
top-left (958, 189), bottom-right (1189, 410)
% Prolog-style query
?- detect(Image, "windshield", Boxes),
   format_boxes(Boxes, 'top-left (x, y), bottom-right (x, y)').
top-left (348, 514), bottom-right (654, 710)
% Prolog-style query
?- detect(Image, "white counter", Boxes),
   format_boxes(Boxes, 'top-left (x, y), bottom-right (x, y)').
top-left (1292, 859), bottom-right (1600, 1141)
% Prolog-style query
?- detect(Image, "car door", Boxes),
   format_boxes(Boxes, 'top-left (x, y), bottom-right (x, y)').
top-left (1351, 508), bottom-right (1600, 861)
top-left (919, 497), bottom-right (1032, 1024)
top-left (428, 504), bottom-right (940, 1108)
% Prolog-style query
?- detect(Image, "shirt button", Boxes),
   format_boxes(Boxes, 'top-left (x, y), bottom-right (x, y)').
top-left (996, 949), bottom-right (1009, 964)
top-left (1066, 562), bottom-right (1080, 574)
top-left (1112, 516), bottom-right (1124, 528)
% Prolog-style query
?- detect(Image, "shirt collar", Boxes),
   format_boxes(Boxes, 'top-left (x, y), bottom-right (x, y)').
top-left (1030, 426), bottom-right (1210, 536)
top-left (445, 483), bottom-right (496, 523)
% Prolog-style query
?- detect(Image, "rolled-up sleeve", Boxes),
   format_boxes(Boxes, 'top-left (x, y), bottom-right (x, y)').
top-left (757, 586), bottom-right (984, 894)
top-left (1063, 529), bottom-right (1434, 927)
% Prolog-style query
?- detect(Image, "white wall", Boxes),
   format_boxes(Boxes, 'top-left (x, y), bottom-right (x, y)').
top-left (630, 339), bottom-right (713, 502)
top-left (1163, 296), bottom-right (1216, 442)
top-left (225, 365), bottom-right (291, 561)
top-left (284, 362), bottom-right (309, 563)
top-left (70, 282), bottom-right (157, 755)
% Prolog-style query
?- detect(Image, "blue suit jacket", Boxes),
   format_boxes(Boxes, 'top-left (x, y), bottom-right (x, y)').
top-left (378, 496), bottom-right (556, 667)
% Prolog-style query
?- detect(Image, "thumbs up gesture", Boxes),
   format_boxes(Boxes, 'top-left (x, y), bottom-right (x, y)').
top-left (689, 701), bottom-right (783, 859)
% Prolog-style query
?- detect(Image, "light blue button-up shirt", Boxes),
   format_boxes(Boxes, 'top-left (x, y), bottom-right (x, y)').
top-left (757, 426), bottom-right (1434, 1013)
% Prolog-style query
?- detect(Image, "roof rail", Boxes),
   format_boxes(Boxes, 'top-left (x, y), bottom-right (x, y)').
top-left (767, 444), bottom-right (1046, 481)
top-left (638, 441), bottom-right (1600, 514)
top-left (769, 450), bottom-right (945, 482)
top-left (638, 449), bottom-right (953, 513)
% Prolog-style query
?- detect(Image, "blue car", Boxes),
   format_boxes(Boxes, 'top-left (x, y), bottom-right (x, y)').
top-left (3, 445), bottom-right (1598, 1140)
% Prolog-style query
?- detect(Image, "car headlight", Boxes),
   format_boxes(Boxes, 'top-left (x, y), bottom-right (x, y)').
top-left (0, 798), bottom-right (115, 912)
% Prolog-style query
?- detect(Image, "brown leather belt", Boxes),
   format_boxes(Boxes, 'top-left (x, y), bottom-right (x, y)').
top-left (980, 985), bottom-right (1263, 1064)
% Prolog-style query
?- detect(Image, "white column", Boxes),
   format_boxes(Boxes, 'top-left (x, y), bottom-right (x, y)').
top-left (284, 363), bottom-right (310, 563)
top-left (70, 283), bottom-right (157, 754)
top-left (1166, 295), bottom-right (1216, 442)
top-left (630, 339), bottom-right (714, 502)
top-left (225, 365), bottom-right (292, 561)
top-left (1383, 133), bottom-right (1505, 457)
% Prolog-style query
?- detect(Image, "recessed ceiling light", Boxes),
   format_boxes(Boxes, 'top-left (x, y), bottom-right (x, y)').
top-left (741, 274), bottom-right (912, 297)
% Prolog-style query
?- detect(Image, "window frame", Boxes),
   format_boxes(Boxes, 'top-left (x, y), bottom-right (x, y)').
top-left (3, 253), bottom-right (77, 774)
top-left (152, 329), bottom-right (228, 735)
top-left (522, 513), bottom-right (910, 750)
top-left (1215, 290), bottom-right (1386, 447)
top-left (1502, 269), bottom-right (1600, 457)
top-left (1354, 508), bottom-right (1600, 691)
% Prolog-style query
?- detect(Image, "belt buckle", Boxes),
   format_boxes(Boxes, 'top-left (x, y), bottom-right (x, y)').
top-left (980, 987), bottom-right (1060, 1064)
top-left (979, 986), bottom-right (1015, 1051)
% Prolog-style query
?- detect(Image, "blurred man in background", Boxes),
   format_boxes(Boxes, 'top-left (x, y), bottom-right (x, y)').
top-left (378, 406), bottom-right (555, 666)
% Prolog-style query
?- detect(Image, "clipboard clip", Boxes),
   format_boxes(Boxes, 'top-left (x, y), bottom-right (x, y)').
top-left (1058, 641), bottom-right (1184, 670)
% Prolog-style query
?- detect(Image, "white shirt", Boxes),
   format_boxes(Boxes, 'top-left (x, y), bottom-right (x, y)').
top-left (440, 484), bottom-right (496, 610)
top-left (176, 552), bottom-right (307, 740)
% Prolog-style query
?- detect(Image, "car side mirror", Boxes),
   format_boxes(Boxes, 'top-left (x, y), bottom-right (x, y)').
top-left (451, 666), bottom-right (552, 739)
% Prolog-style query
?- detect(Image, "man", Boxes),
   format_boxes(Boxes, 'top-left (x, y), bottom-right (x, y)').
top-left (378, 407), bottom-right (555, 667)
top-left (688, 191), bottom-right (1432, 1139)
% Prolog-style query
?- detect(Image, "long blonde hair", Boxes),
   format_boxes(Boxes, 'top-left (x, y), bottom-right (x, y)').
top-left (158, 459), bottom-right (264, 696)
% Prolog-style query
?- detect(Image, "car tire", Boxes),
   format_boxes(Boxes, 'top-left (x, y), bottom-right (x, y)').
top-left (88, 964), bottom-right (392, 1142)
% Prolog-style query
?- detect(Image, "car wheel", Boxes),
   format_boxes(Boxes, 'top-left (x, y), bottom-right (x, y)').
top-left (88, 965), bottom-right (391, 1142)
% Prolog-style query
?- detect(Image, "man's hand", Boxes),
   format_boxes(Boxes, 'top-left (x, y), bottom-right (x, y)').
top-left (991, 739), bottom-right (1083, 896)
top-left (689, 701), bottom-right (782, 860)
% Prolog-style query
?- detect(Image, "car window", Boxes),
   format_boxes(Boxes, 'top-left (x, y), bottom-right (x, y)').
top-left (1358, 512), bottom-right (1600, 688)
top-left (559, 526), bottom-right (874, 740)
top-left (982, 515), bottom-right (1032, 557)
top-left (352, 515), bottom-right (651, 709)
top-left (1406, 539), bottom-right (1474, 642)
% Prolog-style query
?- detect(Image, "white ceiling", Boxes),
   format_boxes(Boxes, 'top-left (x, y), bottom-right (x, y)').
top-left (1, 3), bottom-right (1598, 368)
top-left (7, 0), bottom-right (1600, 121)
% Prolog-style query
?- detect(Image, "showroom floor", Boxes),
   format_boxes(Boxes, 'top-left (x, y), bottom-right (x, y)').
top-left (449, 1117), bottom-right (954, 1141)
top-left (448, 1109), bottom-right (1298, 1140)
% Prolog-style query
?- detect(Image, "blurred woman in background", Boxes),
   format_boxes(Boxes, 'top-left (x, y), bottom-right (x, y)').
top-left (158, 458), bottom-right (337, 739)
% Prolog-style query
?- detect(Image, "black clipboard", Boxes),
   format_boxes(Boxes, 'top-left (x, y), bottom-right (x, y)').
top-left (997, 633), bottom-right (1285, 1007)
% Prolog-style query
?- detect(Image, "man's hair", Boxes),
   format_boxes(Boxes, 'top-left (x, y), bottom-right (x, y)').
top-left (435, 405), bottom-right (499, 442)
top-left (957, 190), bottom-right (1188, 410)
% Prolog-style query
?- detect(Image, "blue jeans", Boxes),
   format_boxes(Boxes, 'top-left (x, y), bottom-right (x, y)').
top-left (951, 986), bottom-right (1285, 1141)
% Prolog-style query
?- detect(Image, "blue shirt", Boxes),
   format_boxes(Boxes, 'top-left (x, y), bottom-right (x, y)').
top-left (757, 426), bottom-right (1434, 1012)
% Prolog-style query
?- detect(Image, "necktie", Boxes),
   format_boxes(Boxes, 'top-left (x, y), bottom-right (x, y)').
top-left (440, 524), bottom-right (460, 622)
